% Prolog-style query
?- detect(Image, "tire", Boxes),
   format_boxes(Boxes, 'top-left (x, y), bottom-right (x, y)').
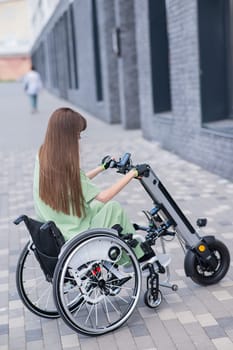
top-left (16, 242), bottom-right (59, 318)
top-left (53, 229), bottom-right (142, 336)
top-left (144, 290), bottom-right (162, 308)
top-left (184, 239), bottom-right (230, 286)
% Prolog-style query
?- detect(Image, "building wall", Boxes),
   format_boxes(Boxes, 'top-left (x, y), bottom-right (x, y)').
top-left (31, 0), bottom-right (119, 123)
top-left (30, 0), bottom-right (233, 180)
top-left (0, 56), bottom-right (31, 80)
top-left (135, 0), bottom-right (233, 180)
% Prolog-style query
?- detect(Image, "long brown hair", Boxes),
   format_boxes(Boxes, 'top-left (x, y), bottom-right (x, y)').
top-left (39, 107), bottom-right (87, 217)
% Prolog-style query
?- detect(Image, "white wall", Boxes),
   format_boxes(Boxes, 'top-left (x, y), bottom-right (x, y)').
top-left (27, 0), bottom-right (61, 46)
top-left (0, 0), bottom-right (31, 55)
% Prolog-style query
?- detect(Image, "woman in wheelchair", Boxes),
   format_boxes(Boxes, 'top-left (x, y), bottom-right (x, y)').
top-left (15, 107), bottom-right (157, 335)
top-left (16, 107), bottom-right (230, 335)
top-left (33, 107), bottom-right (153, 262)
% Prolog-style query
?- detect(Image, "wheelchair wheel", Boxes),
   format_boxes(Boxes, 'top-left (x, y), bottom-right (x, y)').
top-left (16, 242), bottom-right (59, 318)
top-left (144, 290), bottom-right (162, 309)
top-left (53, 229), bottom-right (142, 336)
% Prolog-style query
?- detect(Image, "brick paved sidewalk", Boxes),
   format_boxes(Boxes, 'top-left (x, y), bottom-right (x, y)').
top-left (1, 83), bottom-right (233, 350)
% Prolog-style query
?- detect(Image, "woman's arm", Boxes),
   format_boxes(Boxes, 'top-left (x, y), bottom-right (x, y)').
top-left (86, 165), bottom-right (104, 179)
top-left (95, 169), bottom-right (137, 203)
top-left (86, 155), bottom-right (113, 179)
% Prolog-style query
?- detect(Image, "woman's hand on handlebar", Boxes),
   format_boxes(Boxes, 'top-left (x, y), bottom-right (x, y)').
top-left (134, 164), bottom-right (150, 178)
top-left (101, 155), bottom-right (114, 170)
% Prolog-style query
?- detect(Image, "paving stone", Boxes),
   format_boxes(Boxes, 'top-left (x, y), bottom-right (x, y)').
top-left (0, 314), bottom-right (8, 325)
top-left (176, 311), bottom-right (197, 324)
top-left (61, 334), bottom-right (80, 348)
top-left (212, 337), bottom-right (233, 350)
top-left (212, 290), bottom-right (233, 301)
top-left (144, 317), bottom-right (175, 349)
top-left (129, 323), bottom-right (149, 337)
top-left (163, 293), bottom-right (182, 304)
top-left (216, 316), bottom-right (233, 330)
top-left (25, 329), bottom-right (43, 342)
top-left (157, 307), bottom-right (177, 321)
top-left (134, 335), bottom-right (156, 350)
top-left (9, 337), bottom-right (26, 350)
top-left (196, 313), bottom-right (218, 327)
top-left (0, 346), bottom-right (9, 350)
top-left (26, 340), bottom-right (44, 350)
top-left (0, 335), bottom-right (8, 347)
top-left (96, 333), bottom-right (118, 350)
top-left (163, 319), bottom-right (194, 347)
top-left (79, 337), bottom-right (101, 350)
top-left (0, 325), bottom-right (8, 336)
top-left (113, 326), bottom-right (137, 350)
top-left (204, 325), bottom-right (226, 339)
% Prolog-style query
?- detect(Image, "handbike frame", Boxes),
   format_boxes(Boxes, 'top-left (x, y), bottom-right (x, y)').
top-left (140, 167), bottom-right (200, 248)
top-left (114, 152), bottom-right (221, 279)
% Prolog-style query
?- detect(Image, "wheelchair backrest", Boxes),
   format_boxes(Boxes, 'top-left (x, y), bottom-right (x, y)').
top-left (14, 215), bottom-right (65, 280)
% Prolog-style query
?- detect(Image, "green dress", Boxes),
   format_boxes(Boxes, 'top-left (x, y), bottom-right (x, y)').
top-left (33, 155), bottom-right (144, 260)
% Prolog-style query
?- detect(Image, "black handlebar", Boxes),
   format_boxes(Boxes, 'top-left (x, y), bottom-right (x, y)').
top-left (118, 152), bottom-right (131, 167)
top-left (111, 152), bottom-right (150, 178)
top-left (110, 152), bottom-right (133, 173)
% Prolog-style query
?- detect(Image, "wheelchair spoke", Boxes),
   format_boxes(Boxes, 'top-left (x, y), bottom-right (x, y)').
top-left (104, 294), bottom-right (122, 316)
top-left (105, 282), bottom-right (134, 291)
top-left (34, 284), bottom-right (53, 305)
top-left (73, 298), bottom-right (86, 318)
top-left (45, 287), bottom-right (53, 310)
top-left (23, 266), bottom-right (40, 270)
top-left (103, 293), bottom-right (111, 324)
top-left (95, 291), bottom-right (99, 327)
top-left (114, 294), bottom-right (129, 304)
top-left (85, 289), bottom-right (100, 325)
top-left (24, 276), bottom-right (46, 288)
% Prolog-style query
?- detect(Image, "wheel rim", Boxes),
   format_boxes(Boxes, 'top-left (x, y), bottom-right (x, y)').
top-left (55, 235), bottom-right (141, 335)
top-left (16, 243), bottom-right (58, 318)
top-left (195, 250), bottom-right (222, 278)
top-left (146, 290), bottom-right (162, 308)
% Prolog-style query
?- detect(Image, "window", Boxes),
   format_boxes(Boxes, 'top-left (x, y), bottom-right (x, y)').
top-left (198, 0), bottom-right (230, 125)
top-left (69, 3), bottom-right (79, 89)
top-left (63, 11), bottom-right (72, 88)
top-left (148, 0), bottom-right (171, 113)
top-left (91, 0), bottom-right (103, 101)
top-left (52, 24), bottom-right (59, 88)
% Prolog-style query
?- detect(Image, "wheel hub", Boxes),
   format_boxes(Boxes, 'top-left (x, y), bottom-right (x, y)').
top-left (98, 279), bottom-right (106, 289)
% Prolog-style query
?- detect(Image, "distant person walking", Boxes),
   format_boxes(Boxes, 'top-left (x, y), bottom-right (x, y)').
top-left (24, 65), bottom-right (43, 113)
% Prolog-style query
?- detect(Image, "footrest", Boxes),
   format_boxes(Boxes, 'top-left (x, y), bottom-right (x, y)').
top-left (157, 253), bottom-right (171, 268)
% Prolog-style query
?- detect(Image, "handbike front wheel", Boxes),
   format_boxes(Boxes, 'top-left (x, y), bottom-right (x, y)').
top-left (184, 238), bottom-right (230, 286)
top-left (53, 229), bottom-right (142, 336)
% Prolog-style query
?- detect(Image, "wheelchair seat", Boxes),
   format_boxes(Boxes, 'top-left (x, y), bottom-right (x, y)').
top-left (14, 215), bottom-right (65, 281)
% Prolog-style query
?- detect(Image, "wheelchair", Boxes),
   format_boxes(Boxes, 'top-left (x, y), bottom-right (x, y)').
top-left (14, 152), bottom-right (230, 336)
top-left (14, 214), bottom-right (172, 336)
